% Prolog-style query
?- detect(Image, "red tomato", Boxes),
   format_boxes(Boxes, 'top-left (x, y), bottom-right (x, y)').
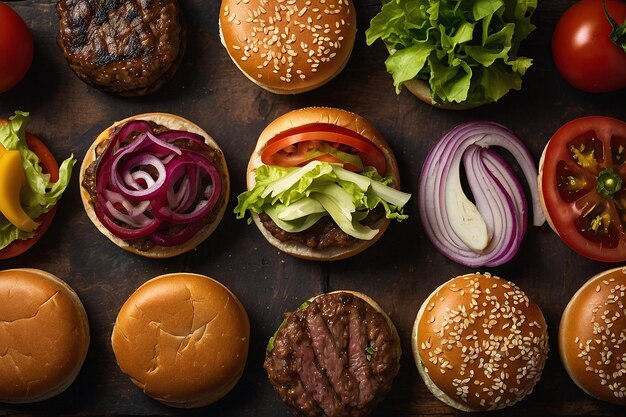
top-left (0, 130), bottom-right (59, 260)
top-left (552, 0), bottom-right (626, 93)
top-left (540, 116), bottom-right (626, 262)
top-left (261, 123), bottom-right (387, 174)
top-left (0, 2), bottom-right (33, 93)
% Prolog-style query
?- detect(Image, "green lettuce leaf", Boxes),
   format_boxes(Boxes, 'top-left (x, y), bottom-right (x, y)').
top-left (0, 111), bottom-right (76, 251)
top-left (234, 162), bottom-right (411, 239)
top-left (366, 0), bottom-right (537, 105)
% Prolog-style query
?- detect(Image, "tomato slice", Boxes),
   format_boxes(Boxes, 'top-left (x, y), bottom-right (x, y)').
top-left (0, 131), bottom-right (59, 259)
top-left (261, 123), bottom-right (387, 174)
top-left (541, 116), bottom-right (626, 262)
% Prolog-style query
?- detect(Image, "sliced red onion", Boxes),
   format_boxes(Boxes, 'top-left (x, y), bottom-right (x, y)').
top-left (418, 121), bottom-right (544, 267)
top-left (157, 130), bottom-right (206, 144)
top-left (94, 120), bottom-right (222, 247)
top-left (150, 152), bottom-right (221, 224)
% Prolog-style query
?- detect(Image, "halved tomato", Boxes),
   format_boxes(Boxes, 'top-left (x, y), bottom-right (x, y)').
top-left (0, 130), bottom-right (59, 259)
top-left (540, 116), bottom-right (626, 262)
top-left (261, 123), bottom-right (387, 174)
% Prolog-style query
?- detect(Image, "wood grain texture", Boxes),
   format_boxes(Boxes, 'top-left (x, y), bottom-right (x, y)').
top-left (1, 0), bottom-right (625, 416)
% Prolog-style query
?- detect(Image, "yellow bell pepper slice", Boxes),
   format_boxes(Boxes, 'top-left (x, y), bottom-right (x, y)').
top-left (0, 149), bottom-right (38, 232)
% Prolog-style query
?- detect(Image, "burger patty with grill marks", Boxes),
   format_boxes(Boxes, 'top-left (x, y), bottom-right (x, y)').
top-left (264, 292), bottom-right (400, 417)
top-left (56, 0), bottom-right (186, 96)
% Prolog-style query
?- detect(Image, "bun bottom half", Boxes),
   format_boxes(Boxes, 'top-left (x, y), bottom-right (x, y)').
top-left (79, 113), bottom-right (230, 258)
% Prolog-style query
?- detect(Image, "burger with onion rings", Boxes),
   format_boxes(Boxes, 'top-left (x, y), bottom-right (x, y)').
top-left (80, 113), bottom-right (229, 258)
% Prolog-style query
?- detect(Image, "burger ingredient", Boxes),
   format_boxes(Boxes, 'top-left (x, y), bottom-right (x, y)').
top-left (56, 0), bottom-right (185, 96)
top-left (0, 2), bottom-right (33, 93)
top-left (235, 161), bottom-right (410, 240)
top-left (366, 0), bottom-right (536, 105)
top-left (265, 292), bottom-right (400, 417)
top-left (93, 120), bottom-right (222, 247)
top-left (539, 116), bottom-right (626, 262)
top-left (0, 112), bottom-right (74, 252)
top-left (418, 121), bottom-right (544, 267)
top-left (413, 273), bottom-right (549, 411)
top-left (261, 124), bottom-right (387, 174)
top-left (559, 267), bottom-right (626, 405)
top-left (552, 0), bottom-right (626, 93)
top-left (0, 146), bottom-right (37, 231)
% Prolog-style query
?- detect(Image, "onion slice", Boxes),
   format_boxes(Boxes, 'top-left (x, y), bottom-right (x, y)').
top-left (94, 120), bottom-right (222, 248)
top-left (418, 121), bottom-right (545, 267)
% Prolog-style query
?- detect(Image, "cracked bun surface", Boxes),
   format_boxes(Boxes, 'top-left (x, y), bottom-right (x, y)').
top-left (0, 268), bottom-right (89, 403)
top-left (559, 267), bottom-right (626, 405)
top-left (412, 273), bottom-right (548, 411)
top-left (219, 0), bottom-right (356, 94)
top-left (111, 273), bottom-right (250, 408)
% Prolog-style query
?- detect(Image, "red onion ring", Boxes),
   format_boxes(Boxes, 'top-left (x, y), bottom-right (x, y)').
top-left (94, 121), bottom-right (222, 247)
top-left (418, 121), bottom-right (544, 267)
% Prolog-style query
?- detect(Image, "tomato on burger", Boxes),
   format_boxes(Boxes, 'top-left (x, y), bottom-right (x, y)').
top-left (0, 112), bottom-right (75, 259)
top-left (539, 116), bottom-right (626, 262)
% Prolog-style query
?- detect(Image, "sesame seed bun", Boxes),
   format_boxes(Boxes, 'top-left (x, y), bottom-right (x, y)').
top-left (0, 268), bottom-right (89, 403)
top-left (559, 267), bottom-right (626, 405)
top-left (219, 0), bottom-right (356, 94)
top-left (79, 113), bottom-right (230, 258)
top-left (412, 273), bottom-right (549, 411)
top-left (246, 107), bottom-right (401, 261)
top-left (111, 273), bottom-right (250, 408)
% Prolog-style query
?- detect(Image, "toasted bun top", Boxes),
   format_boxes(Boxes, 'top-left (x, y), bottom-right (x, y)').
top-left (79, 113), bottom-right (230, 259)
top-left (219, 0), bottom-right (356, 94)
top-left (111, 273), bottom-right (250, 408)
top-left (413, 273), bottom-right (548, 411)
top-left (559, 267), bottom-right (626, 405)
top-left (0, 268), bottom-right (89, 403)
top-left (246, 107), bottom-right (401, 261)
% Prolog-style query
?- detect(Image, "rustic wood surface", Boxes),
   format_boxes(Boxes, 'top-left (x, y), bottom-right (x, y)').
top-left (1, 0), bottom-right (625, 416)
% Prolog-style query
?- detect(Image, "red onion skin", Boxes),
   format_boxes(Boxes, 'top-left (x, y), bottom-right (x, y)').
top-left (418, 121), bottom-right (544, 267)
top-left (94, 121), bottom-right (222, 246)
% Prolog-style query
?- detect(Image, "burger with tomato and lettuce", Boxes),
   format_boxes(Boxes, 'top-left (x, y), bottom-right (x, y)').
top-left (79, 113), bottom-right (229, 258)
top-left (0, 111), bottom-right (74, 259)
top-left (234, 107), bottom-right (411, 261)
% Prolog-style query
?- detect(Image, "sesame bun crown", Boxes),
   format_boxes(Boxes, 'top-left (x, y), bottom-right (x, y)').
top-left (219, 0), bottom-right (356, 94)
top-left (412, 273), bottom-right (549, 411)
top-left (111, 273), bottom-right (250, 408)
top-left (559, 267), bottom-right (626, 405)
top-left (79, 113), bottom-right (230, 258)
top-left (0, 269), bottom-right (89, 403)
top-left (247, 107), bottom-right (401, 261)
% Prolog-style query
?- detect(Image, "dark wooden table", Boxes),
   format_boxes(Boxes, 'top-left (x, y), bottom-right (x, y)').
top-left (1, 0), bottom-right (626, 416)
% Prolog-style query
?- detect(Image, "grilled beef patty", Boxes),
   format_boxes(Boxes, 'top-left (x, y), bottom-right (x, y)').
top-left (56, 0), bottom-right (185, 96)
top-left (264, 292), bottom-right (400, 417)
top-left (258, 209), bottom-right (384, 250)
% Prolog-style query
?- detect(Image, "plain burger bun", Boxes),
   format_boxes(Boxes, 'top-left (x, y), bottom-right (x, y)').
top-left (412, 272), bottom-right (549, 411)
top-left (559, 267), bottom-right (626, 405)
top-left (0, 268), bottom-right (89, 403)
top-left (247, 107), bottom-right (401, 261)
top-left (79, 113), bottom-right (230, 258)
top-left (111, 273), bottom-right (250, 408)
top-left (219, 0), bottom-right (356, 94)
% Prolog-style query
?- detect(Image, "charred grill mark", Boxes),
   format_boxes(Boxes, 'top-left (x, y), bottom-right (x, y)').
top-left (56, 0), bottom-right (184, 95)
top-left (265, 292), bottom-right (400, 417)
